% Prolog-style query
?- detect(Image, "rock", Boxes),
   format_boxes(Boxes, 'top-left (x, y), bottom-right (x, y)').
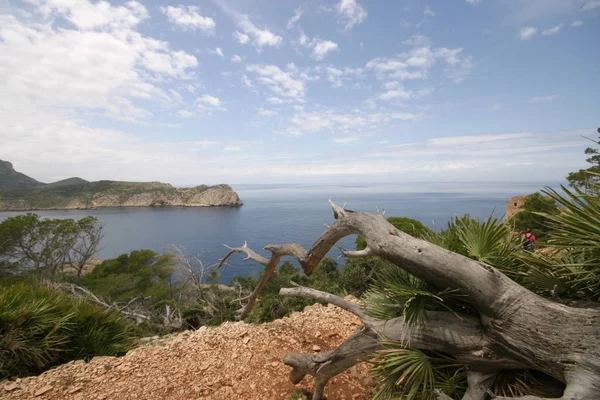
top-left (34, 385), bottom-right (53, 397)
top-left (0, 180), bottom-right (243, 211)
top-left (68, 386), bottom-right (83, 394)
top-left (312, 345), bottom-right (321, 352)
top-left (4, 383), bottom-right (18, 392)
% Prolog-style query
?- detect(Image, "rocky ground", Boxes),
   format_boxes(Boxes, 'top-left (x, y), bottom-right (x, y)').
top-left (1, 301), bottom-right (373, 400)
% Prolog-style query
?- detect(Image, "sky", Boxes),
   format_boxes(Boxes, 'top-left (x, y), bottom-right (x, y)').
top-left (0, 0), bottom-right (598, 185)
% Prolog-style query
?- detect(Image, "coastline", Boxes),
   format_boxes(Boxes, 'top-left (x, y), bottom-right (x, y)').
top-left (0, 203), bottom-right (244, 212)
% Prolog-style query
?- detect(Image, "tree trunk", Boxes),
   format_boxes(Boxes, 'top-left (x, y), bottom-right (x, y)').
top-left (224, 201), bottom-right (600, 399)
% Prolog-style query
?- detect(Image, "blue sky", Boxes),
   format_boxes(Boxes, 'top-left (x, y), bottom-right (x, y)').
top-left (0, 0), bottom-right (598, 185)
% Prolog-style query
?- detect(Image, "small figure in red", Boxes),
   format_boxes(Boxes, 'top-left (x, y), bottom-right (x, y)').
top-left (523, 228), bottom-right (536, 252)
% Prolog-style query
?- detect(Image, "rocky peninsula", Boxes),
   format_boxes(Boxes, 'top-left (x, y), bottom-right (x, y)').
top-left (0, 160), bottom-right (243, 211)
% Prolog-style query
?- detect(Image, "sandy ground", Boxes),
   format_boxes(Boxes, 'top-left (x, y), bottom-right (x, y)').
top-left (1, 301), bottom-right (372, 400)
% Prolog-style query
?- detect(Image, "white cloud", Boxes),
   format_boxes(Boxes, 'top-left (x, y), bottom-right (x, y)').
top-left (198, 95), bottom-right (221, 107)
top-left (572, 20), bottom-right (584, 27)
top-left (582, 1), bottom-right (600, 10)
top-left (377, 85), bottom-right (413, 101)
top-left (542, 24), bottom-right (563, 35)
top-left (424, 6), bottom-right (435, 16)
top-left (0, 3), bottom-right (198, 124)
top-left (318, 66), bottom-right (364, 88)
top-left (38, 0), bottom-right (149, 30)
top-left (333, 136), bottom-right (361, 144)
top-left (246, 64), bottom-right (306, 101)
top-left (402, 34), bottom-right (432, 47)
top-left (231, 54), bottom-right (242, 63)
top-left (529, 95), bottom-right (557, 102)
top-left (362, 130), bottom-right (587, 180)
top-left (223, 146), bottom-right (242, 152)
top-left (294, 33), bottom-right (340, 60)
top-left (367, 45), bottom-right (470, 82)
top-left (198, 94), bottom-right (226, 112)
top-left (234, 15), bottom-right (282, 49)
top-left (267, 97), bottom-right (292, 104)
top-left (312, 39), bottom-right (339, 60)
top-left (335, 0), bottom-right (367, 30)
top-left (241, 75), bottom-right (254, 88)
top-left (233, 30), bottom-right (250, 44)
top-left (160, 5), bottom-right (215, 34)
top-left (256, 108), bottom-right (278, 117)
top-left (286, 7), bottom-right (303, 29)
top-left (279, 108), bottom-right (418, 137)
top-left (466, 0), bottom-right (481, 4)
top-left (519, 26), bottom-right (538, 40)
top-left (176, 110), bottom-right (194, 118)
top-left (490, 103), bottom-right (502, 110)
top-left (214, 47), bottom-right (224, 58)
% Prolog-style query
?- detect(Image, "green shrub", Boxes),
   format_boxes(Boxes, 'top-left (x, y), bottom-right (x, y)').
top-left (0, 281), bottom-right (138, 378)
top-left (509, 193), bottom-right (559, 238)
top-left (80, 250), bottom-right (176, 304)
top-left (242, 258), bottom-right (342, 323)
top-left (340, 257), bottom-right (390, 298)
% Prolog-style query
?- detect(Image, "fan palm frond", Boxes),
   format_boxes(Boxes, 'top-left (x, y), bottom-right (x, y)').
top-left (363, 263), bottom-right (466, 327)
top-left (371, 343), bottom-right (465, 400)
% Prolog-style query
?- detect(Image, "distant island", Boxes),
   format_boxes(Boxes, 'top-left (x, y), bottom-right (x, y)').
top-left (0, 160), bottom-right (243, 211)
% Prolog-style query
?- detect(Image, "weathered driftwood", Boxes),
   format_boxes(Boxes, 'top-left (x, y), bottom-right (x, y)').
top-left (222, 200), bottom-right (600, 400)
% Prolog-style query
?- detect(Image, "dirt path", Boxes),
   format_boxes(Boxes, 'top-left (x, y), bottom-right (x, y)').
top-left (2, 302), bottom-right (372, 400)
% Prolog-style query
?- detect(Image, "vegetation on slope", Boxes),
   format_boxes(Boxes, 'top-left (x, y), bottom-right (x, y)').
top-left (0, 281), bottom-right (138, 379)
top-left (0, 160), bottom-right (44, 191)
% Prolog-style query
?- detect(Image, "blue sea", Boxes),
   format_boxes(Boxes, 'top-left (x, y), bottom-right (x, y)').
top-left (0, 182), bottom-right (556, 283)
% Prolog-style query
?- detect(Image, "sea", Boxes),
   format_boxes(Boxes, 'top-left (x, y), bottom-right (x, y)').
top-left (0, 182), bottom-right (558, 283)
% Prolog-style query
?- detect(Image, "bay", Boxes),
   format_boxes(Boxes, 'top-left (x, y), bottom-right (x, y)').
top-left (0, 181), bottom-right (556, 283)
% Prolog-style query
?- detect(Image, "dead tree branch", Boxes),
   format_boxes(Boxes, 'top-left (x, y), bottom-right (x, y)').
top-left (222, 200), bottom-right (600, 399)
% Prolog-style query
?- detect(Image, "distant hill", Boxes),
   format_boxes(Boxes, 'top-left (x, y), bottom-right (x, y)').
top-left (0, 160), bottom-right (88, 191)
top-left (0, 160), bottom-right (242, 211)
top-left (45, 177), bottom-right (89, 187)
top-left (0, 160), bottom-right (45, 191)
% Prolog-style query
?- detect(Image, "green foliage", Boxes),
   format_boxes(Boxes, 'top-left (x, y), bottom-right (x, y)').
top-left (566, 128), bottom-right (600, 192)
top-left (363, 263), bottom-right (467, 327)
top-left (339, 257), bottom-right (387, 298)
top-left (423, 214), bottom-right (522, 270)
top-left (0, 179), bottom-right (212, 210)
top-left (0, 160), bottom-right (44, 191)
top-left (370, 343), bottom-right (466, 400)
top-left (509, 193), bottom-right (560, 238)
top-left (0, 214), bottom-right (102, 278)
top-left (356, 216), bottom-right (431, 250)
top-left (244, 258), bottom-right (341, 323)
top-left (81, 250), bottom-right (176, 305)
top-left (515, 181), bottom-right (600, 301)
top-left (0, 281), bottom-right (137, 378)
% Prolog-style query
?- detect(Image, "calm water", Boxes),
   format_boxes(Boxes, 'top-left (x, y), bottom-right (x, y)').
top-left (0, 182), bottom-right (555, 283)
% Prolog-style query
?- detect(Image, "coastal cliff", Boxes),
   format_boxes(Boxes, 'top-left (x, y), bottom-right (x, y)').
top-left (0, 161), bottom-right (243, 210)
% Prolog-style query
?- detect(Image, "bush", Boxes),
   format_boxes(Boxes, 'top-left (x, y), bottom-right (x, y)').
top-left (0, 281), bottom-right (138, 378)
top-left (510, 193), bottom-right (559, 238)
top-left (80, 250), bottom-right (176, 304)
top-left (340, 257), bottom-right (390, 297)
top-left (243, 258), bottom-right (342, 323)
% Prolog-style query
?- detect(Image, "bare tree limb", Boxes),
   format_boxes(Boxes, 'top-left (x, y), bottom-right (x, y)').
top-left (223, 200), bottom-right (600, 399)
top-left (280, 287), bottom-right (371, 322)
top-left (337, 245), bottom-right (374, 258)
top-left (218, 241), bottom-right (269, 268)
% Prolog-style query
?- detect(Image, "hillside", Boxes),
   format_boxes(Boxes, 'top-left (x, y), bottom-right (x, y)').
top-left (0, 301), bottom-right (371, 400)
top-left (0, 161), bottom-right (243, 210)
top-left (0, 160), bottom-right (45, 191)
